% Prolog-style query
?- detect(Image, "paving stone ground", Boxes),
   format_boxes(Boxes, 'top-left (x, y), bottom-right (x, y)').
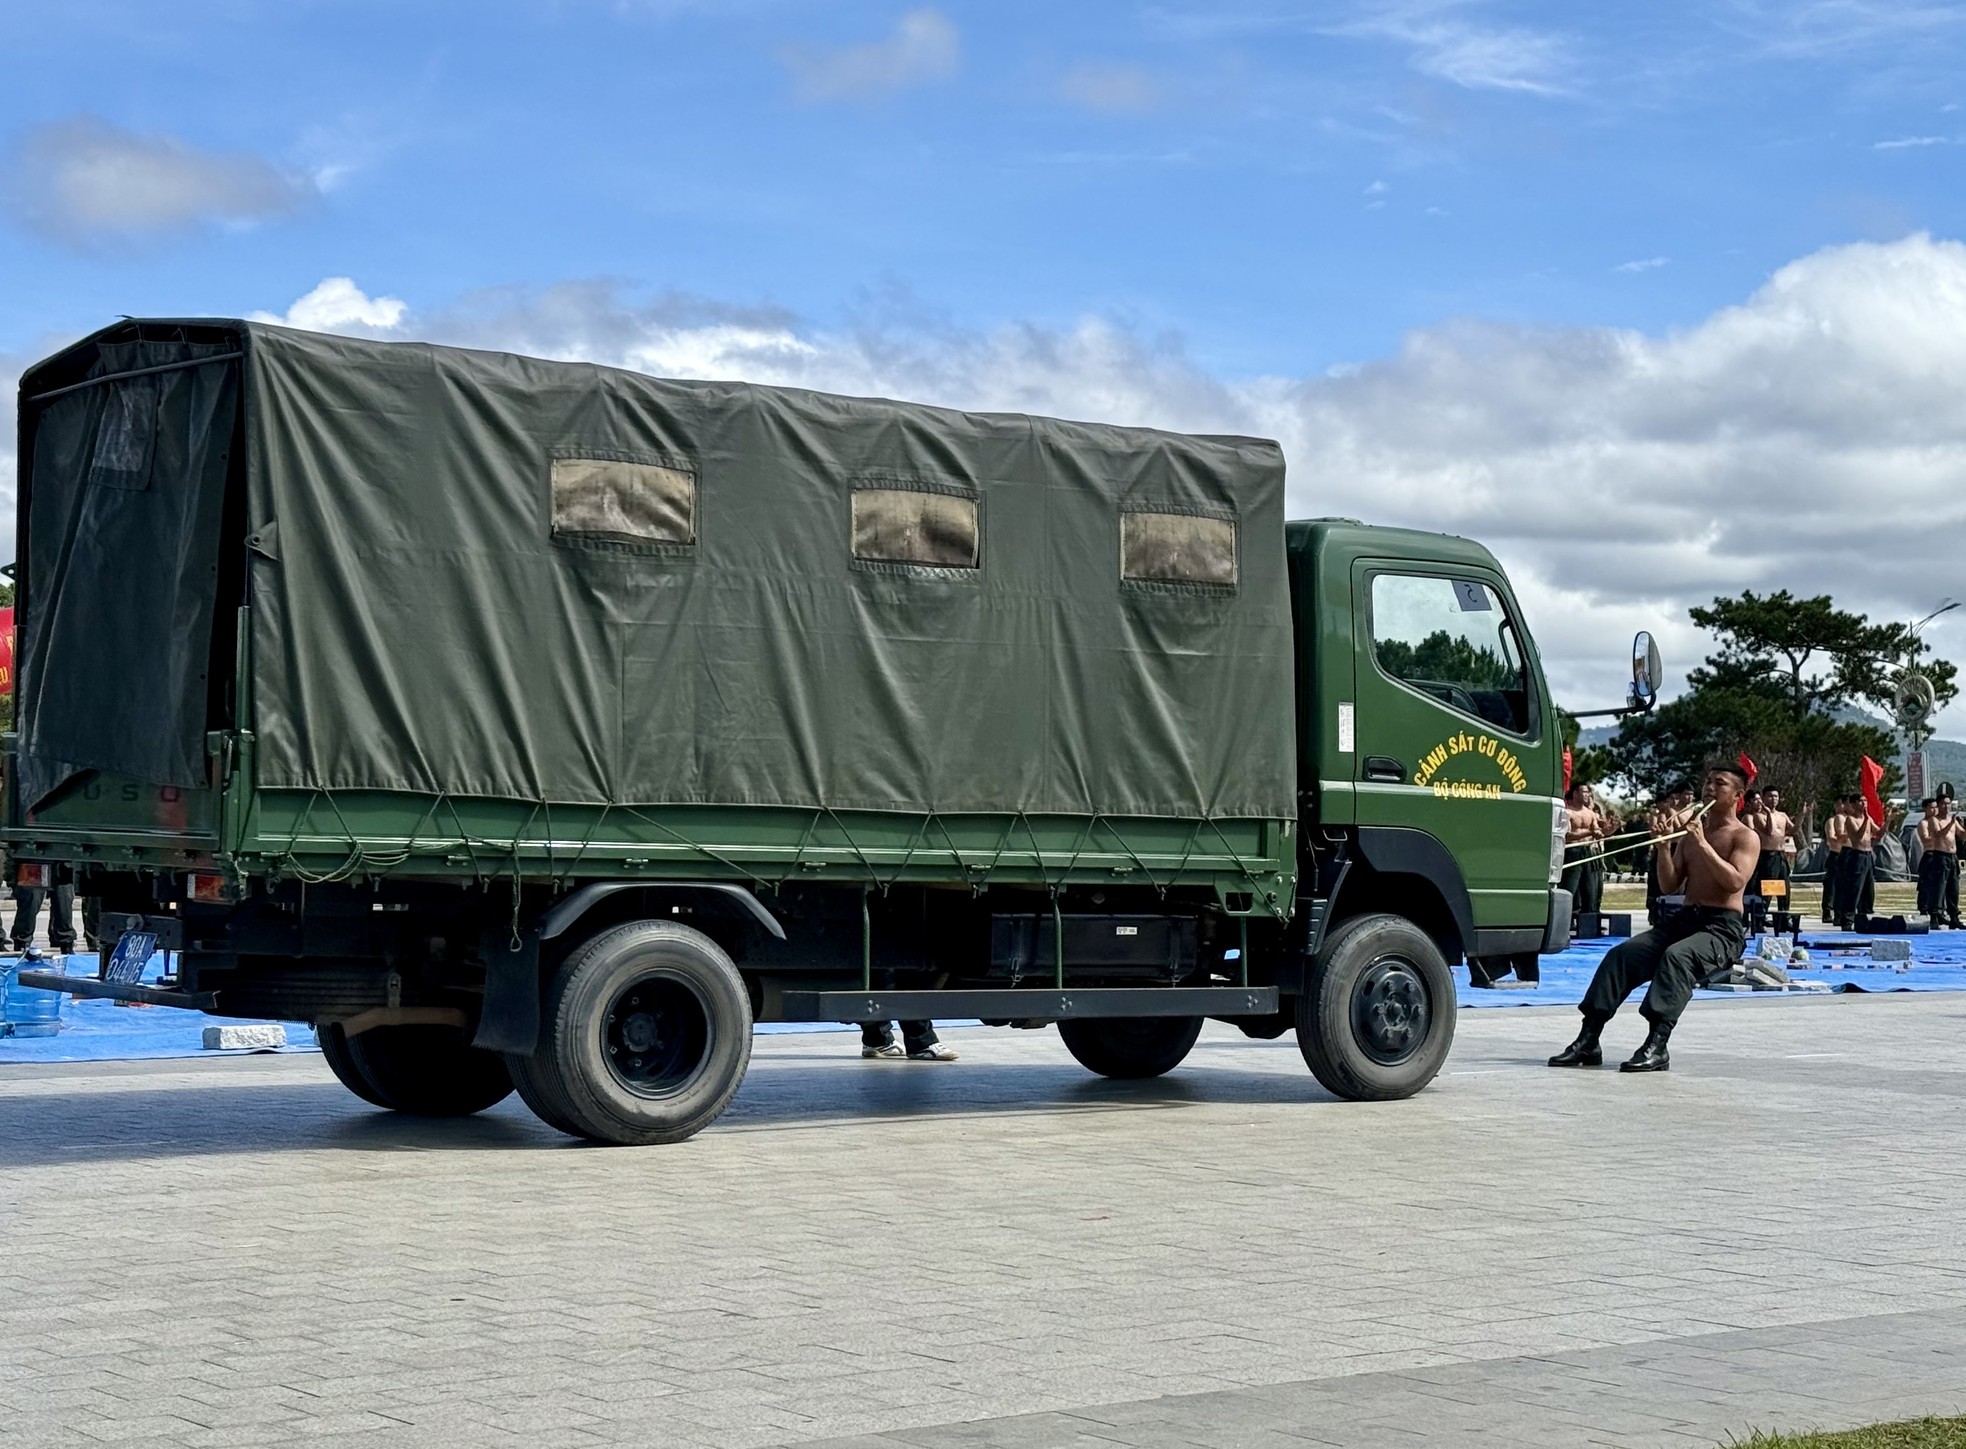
top-left (3, 992), bottom-right (1965, 1448)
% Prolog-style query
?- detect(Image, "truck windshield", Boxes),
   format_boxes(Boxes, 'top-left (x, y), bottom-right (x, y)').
top-left (1370, 573), bottom-right (1533, 736)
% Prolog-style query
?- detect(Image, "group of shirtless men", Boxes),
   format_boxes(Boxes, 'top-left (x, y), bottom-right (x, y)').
top-left (1559, 781), bottom-right (1800, 929)
top-left (1550, 764), bottom-right (1966, 1075)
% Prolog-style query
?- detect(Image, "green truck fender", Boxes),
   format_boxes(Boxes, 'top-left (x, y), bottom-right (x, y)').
top-left (1285, 827), bottom-right (1479, 992)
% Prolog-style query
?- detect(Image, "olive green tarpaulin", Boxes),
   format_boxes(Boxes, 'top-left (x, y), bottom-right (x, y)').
top-left (21, 321), bottom-right (1299, 822)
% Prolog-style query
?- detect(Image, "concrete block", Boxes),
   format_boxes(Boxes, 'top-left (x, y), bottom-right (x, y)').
top-left (1871, 940), bottom-right (1913, 961)
top-left (201, 1023), bottom-right (287, 1051)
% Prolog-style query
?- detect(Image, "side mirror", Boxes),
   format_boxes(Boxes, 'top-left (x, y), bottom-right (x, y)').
top-left (1630, 631), bottom-right (1663, 709)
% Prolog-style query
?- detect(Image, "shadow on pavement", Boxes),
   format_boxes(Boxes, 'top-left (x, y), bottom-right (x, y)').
top-left (2, 1040), bottom-right (1344, 1162)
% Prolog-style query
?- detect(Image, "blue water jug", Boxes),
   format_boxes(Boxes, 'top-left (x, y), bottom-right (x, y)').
top-left (2, 959), bottom-right (64, 1037)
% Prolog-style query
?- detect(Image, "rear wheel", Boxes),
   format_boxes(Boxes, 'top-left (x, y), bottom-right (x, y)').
top-left (505, 1048), bottom-right (586, 1137)
top-left (527, 920), bottom-right (752, 1145)
top-left (327, 1022), bottom-right (515, 1117)
top-left (319, 1022), bottom-right (392, 1109)
top-left (1058, 1015), bottom-right (1204, 1079)
top-left (1296, 913), bottom-right (1455, 1101)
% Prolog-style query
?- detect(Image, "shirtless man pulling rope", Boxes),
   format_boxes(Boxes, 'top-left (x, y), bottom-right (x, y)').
top-left (1548, 762), bottom-right (1759, 1074)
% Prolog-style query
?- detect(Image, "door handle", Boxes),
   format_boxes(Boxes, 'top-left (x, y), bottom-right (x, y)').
top-left (1363, 756), bottom-right (1406, 783)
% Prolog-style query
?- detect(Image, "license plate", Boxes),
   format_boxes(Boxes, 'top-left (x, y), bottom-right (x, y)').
top-left (104, 931), bottom-right (158, 985)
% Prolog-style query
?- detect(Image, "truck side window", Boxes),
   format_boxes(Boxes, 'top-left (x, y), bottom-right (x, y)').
top-left (851, 488), bottom-right (979, 568)
top-left (551, 456), bottom-right (696, 546)
top-left (1121, 511), bottom-right (1236, 586)
top-left (1370, 573), bottom-right (1533, 735)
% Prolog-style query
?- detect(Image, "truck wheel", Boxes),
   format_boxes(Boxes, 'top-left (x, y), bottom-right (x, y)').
top-left (532, 921), bottom-right (752, 1146)
top-left (505, 1050), bottom-right (587, 1137)
top-left (318, 1022), bottom-right (392, 1109)
top-left (1058, 1016), bottom-right (1204, 1079)
top-left (1296, 913), bottom-right (1456, 1101)
top-left (333, 1023), bottom-right (516, 1116)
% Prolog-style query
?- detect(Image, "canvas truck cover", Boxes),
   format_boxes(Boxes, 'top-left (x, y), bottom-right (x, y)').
top-left (15, 320), bottom-right (1296, 824)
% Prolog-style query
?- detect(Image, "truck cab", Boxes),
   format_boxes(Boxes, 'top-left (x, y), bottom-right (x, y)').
top-left (1290, 521), bottom-right (1568, 977)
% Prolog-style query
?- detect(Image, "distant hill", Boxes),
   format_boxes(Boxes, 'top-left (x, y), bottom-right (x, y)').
top-left (1573, 707), bottom-right (1966, 796)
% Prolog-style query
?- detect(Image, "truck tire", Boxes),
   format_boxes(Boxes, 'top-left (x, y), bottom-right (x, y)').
top-left (318, 1022), bottom-right (393, 1109)
top-left (531, 920), bottom-right (752, 1146)
top-left (505, 1050), bottom-right (587, 1137)
top-left (330, 1023), bottom-right (516, 1116)
top-left (1058, 1016), bottom-right (1204, 1079)
top-left (1296, 913), bottom-right (1456, 1101)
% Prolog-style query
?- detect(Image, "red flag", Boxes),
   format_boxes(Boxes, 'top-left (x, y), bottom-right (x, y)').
top-left (1737, 752), bottom-right (1758, 786)
top-left (1860, 755), bottom-right (1886, 831)
top-left (1562, 746), bottom-right (1573, 794)
top-left (0, 605), bottom-right (13, 700)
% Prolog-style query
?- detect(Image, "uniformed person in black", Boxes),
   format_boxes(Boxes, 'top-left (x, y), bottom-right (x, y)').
top-left (1549, 763), bottom-right (1760, 1073)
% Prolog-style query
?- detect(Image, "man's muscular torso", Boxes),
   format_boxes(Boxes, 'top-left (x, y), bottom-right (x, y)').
top-left (1662, 808), bottom-right (1761, 912)
top-left (1921, 811), bottom-right (1962, 856)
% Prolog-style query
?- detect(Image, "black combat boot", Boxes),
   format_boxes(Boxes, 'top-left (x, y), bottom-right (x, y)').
top-left (1620, 1020), bottom-right (1672, 1073)
top-left (1547, 1015), bottom-right (1606, 1067)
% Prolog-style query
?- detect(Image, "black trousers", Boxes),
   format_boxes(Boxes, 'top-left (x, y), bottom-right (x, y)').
top-left (1829, 850), bottom-right (1875, 923)
top-left (1919, 852), bottom-right (1960, 922)
top-left (1754, 850), bottom-right (1789, 890)
top-left (860, 1020), bottom-right (940, 1052)
top-left (1560, 854), bottom-right (1604, 917)
top-left (10, 884), bottom-right (77, 953)
top-left (1581, 908), bottom-right (1746, 1028)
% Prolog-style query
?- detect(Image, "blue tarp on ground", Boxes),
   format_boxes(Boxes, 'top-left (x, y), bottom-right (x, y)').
top-left (1456, 930), bottom-right (1966, 1008)
top-left (9, 931), bottom-right (1966, 1064)
top-left (0, 951), bottom-right (323, 1063)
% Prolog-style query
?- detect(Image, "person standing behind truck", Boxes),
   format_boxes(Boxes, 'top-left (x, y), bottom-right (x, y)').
top-left (1917, 795), bottom-right (1963, 929)
top-left (859, 1020), bottom-right (959, 1062)
top-left (1560, 785), bottom-right (1612, 926)
top-left (1548, 763), bottom-right (1760, 1074)
top-left (10, 879), bottom-right (77, 958)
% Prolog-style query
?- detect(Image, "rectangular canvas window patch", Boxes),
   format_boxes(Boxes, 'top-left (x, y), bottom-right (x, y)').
top-left (87, 376), bottom-right (159, 492)
top-left (851, 488), bottom-right (979, 568)
top-left (1121, 511), bottom-right (1237, 586)
top-left (551, 457), bottom-right (695, 545)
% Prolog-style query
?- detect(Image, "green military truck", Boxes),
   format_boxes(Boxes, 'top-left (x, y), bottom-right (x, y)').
top-left (7, 320), bottom-right (1644, 1145)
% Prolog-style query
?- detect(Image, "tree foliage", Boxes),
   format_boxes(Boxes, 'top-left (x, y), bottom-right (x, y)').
top-left (1375, 631), bottom-right (1517, 692)
top-left (1600, 590), bottom-right (1952, 822)
top-left (1686, 590), bottom-right (1957, 718)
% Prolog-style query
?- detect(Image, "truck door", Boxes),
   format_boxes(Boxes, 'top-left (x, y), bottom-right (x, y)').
top-left (1350, 561), bottom-right (1556, 932)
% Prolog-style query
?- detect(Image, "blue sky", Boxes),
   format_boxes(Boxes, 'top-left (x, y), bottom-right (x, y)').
top-left (4, 1), bottom-right (1965, 372)
top-left (7, 1), bottom-right (1966, 726)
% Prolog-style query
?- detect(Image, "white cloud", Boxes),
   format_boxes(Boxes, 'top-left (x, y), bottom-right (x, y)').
top-left (7, 116), bottom-right (314, 246)
top-left (1615, 256), bottom-right (1670, 272)
top-left (250, 277), bottom-right (407, 333)
top-left (1874, 134), bottom-right (1958, 148)
top-left (781, 9), bottom-right (959, 103)
top-left (1058, 63), bottom-right (1164, 115)
top-left (1336, 5), bottom-right (1580, 96)
top-left (1744, 0), bottom-right (1966, 58)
